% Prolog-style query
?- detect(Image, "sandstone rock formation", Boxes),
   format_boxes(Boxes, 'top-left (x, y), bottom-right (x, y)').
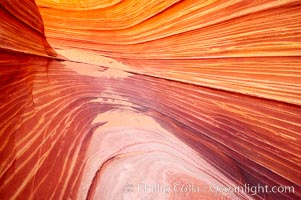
top-left (0, 0), bottom-right (300, 199)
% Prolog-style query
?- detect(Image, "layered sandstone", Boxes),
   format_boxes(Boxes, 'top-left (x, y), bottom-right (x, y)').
top-left (0, 0), bottom-right (300, 200)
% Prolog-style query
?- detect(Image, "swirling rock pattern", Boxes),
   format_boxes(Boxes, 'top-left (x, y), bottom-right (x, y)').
top-left (0, 0), bottom-right (56, 56)
top-left (0, 0), bottom-right (301, 200)
top-left (37, 0), bottom-right (301, 105)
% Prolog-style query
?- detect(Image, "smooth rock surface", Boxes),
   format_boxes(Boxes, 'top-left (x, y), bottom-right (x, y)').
top-left (0, 0), bottom-right (301, 200)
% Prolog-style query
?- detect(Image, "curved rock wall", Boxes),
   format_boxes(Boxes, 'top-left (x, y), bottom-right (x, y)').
top-left (37, 0), bottom-right (301, 104)
top-left (0, 0), bottom-right (301, 200)
top-left (0, 0), bottom-right (56, 56)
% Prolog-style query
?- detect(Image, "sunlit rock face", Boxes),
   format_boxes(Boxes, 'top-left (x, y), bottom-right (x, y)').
top-left (0, 0), bottom-right (301, 200)
top-left (37, 0), bottom-right (301, 105)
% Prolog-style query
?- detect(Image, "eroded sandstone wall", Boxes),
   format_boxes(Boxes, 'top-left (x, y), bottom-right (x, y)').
top-left (0, 0), bottom-right (301, 199)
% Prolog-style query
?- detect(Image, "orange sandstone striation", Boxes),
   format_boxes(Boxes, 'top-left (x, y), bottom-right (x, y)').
top-left (0, 0), bottom-right (301, 200)
top-left (0, 0), bottom-right (56, 56)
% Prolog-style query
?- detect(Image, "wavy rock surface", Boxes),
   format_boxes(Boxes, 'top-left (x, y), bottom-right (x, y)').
top-left (1, 0), bottom-right (301, 200)
top-left (0, 0), bottom-right (56, 56)
top-left (37, 0), bottom-right (301, 105)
